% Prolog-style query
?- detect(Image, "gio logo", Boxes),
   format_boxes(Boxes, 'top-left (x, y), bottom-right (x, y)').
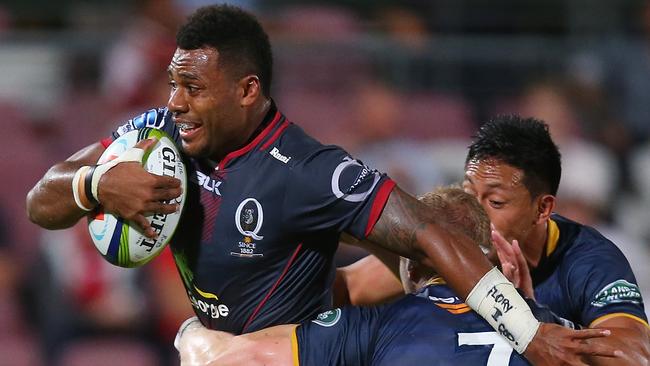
top-left (231, 198), bottom-right (264, 258)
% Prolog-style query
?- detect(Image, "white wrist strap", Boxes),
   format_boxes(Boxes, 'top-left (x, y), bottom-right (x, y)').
top-left (174, 316), bottom-right (201, 351)
top-left (465, 267), bottom-right (540, 353)
top-left (71, 165), bottom-right (95, 211)
top-left (90, 145), bottom-right (147, 203)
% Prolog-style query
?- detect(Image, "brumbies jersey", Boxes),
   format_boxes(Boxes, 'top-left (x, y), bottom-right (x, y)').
top-left (532, 214), bottom-right (647, 327)
top-left (106, 104), bottom-right (395, 333)
top-left (295, 284), bottom-right (530, 366)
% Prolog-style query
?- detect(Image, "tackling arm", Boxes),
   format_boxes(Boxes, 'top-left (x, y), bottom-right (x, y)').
top-left (177, 319), bottom-right (295, 366)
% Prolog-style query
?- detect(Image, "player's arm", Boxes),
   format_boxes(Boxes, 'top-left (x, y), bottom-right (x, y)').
top-left (585, 316), bottom-right (650, 365)
top-left (493, 228), bottom-right (648, 364)
top-left (333, 254), bottom-right (403, 307)
top-left (26, 139), bottom-right (181, 237)
top-left (368, 186), bottom-right (621, 363)
top-left (27, 142), bottom-right (106, 229)
top-left (176, 318), bottom-right (295, 366)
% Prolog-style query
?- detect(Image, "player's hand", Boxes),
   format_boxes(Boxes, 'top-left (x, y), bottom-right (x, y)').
top-left (175, 317), bottom-right (223, 366)
top-left (97, 138), bottom-right (182, 238)
top-left (524, 323), bottom-right (622, 366)
top-left (491, 227), bottom-right (534, 299)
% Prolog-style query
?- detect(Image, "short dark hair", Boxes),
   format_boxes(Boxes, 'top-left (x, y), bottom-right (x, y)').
top-left (466, 115), bottom-right (562, 197)
top-left (176, 4), bottom-right (273, 96)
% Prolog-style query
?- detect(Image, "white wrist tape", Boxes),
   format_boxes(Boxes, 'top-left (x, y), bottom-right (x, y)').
top-left (465, 267), bottom-right (540, 354)
top-left (174, 316), bottom-right (202, 352)
top-left (71, 165), bottom-right (95, 211)
top-left (90, 145), bottom-right (147, 203)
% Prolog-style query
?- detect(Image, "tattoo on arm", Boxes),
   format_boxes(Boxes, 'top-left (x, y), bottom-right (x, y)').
top-left (368, 187), bottom-right (431, 260)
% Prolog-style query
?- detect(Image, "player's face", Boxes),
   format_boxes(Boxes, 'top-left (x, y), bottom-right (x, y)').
top-left (167, 47), bottom-right (246, 160)
top-left (462, 158), bottom-right (540, 249)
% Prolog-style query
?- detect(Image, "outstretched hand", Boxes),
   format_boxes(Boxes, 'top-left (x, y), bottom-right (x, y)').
top-left (525, 323), bottom-right (621, 366)
top-left (97, 138), bottom-right (182, 238)
top-left (491, 227), bottom-right (535, 299)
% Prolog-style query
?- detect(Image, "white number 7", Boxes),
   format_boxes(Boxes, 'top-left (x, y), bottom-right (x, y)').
top-left (458, 331), bottom-right (514, 366)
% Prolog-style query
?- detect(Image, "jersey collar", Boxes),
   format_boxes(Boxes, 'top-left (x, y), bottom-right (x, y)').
top-left (217, 101), bottom-right (282, 170)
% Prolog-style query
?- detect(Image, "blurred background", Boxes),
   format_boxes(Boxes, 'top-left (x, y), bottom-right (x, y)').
top-left (1, 0), bottom-right (650, 364)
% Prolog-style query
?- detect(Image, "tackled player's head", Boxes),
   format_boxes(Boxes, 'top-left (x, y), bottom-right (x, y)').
top-left (176, 4), bottom-right (273, 97)
top-left (400, 186), bottom-right (491, 292)
top-left (465, 115), bottom-right (561, 198)
top-left (462, 115), bottom-right (561, 256)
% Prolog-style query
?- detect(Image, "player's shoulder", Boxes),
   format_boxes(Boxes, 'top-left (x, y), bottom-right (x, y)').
top-left (267, 122), bottom-right (350, 166)
top-left (552, 214), bottom-right (623, 256)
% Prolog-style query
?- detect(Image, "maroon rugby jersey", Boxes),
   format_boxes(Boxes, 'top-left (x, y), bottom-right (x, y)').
top-left (106, 102), bottom-right (395, 333)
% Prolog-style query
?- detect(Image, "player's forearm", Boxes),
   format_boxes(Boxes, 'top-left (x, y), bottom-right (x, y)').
top-left (27, 161), bottom-right (92, 229)
top-left (27, 143), bottom-right (104, 229)
top-left (369, 187), bottom-right (493, 298)
top-left (335, 255), bottom-right (403, 307)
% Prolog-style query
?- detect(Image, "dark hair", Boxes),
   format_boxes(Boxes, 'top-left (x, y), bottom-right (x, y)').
top-left (176, 4), bottom-right (273, 96)
top-left (466, 115), bottom-right (562, 197)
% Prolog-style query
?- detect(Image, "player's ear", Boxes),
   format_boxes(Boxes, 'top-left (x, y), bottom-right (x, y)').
top-left (535, 194), bottom-right (555, 224)
top-left (239, 75), bottom-right (260, 107)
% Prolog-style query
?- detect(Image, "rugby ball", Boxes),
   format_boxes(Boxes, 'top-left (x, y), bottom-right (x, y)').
top-left (87, 128), bottom-right (187, 268)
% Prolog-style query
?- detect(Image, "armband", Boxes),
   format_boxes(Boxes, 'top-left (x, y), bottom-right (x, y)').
top-left (465, 267), bottom-right (540, 354)
top-left (72, 165), bottom-right (97, 211)
top-left (71, 143), bottom-right (147, 211)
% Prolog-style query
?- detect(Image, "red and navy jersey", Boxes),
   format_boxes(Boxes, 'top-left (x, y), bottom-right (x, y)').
top-left (107, 103), bottom-right (395, 334)
top-left (532, 214), bottom-right (647, 327)
top-left (295, 284), bottom-right (531, 366)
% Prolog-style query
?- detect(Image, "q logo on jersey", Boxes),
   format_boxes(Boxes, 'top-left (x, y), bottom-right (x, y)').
top-left (331, 157), bottom-right (380, 202)
top-left (231, 198), bottom-right (264, 258)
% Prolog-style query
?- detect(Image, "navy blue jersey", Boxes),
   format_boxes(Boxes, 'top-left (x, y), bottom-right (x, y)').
top-left (295, 284), bottom-right (531, 366)
top-left (108, 104), bottom-right (395, 333)
top-left (532, 214), bottom-right (647, 327)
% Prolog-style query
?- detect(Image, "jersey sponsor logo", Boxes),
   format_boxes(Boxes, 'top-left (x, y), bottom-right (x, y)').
top-left (231, 198), bottom-right (264, 258)
top-left (192, 171), bottom-right (222, 196)
top-left (591, 279), bottom-right (643, 307)
top-left (269, 147), bottom-right (291, 163)
top-left (311, 308), bottom-right (341, 327)
top-left (331, 157), bottom-right (380, 202)
top-left (188, 284), bottom-right (231, 319)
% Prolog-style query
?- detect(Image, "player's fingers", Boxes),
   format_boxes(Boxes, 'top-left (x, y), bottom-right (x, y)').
top-left (144, 201), bottom-right (180, 215)
top-left (152, 175), bottom-right (182, 189)
top-left (152, 186), bottom-right (183, 202)
top-left (574, 339), bottom-right (622, 359)
top-left (512, 240), bottom-right (529, 271)
top-left (131, 214), bottom-right (156, 238)
top-left (572, 328), bottom-right (611, 339)
top-left (134, 137), bottom-right (159, 152)
top-left (491, 230), bottom-right (516, 266)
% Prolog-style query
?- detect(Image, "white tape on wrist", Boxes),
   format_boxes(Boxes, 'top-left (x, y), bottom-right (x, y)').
top-left (72, 166), bottom-right (94, 211)
top-left (174, 316), bottom-right (201, 352)
top-left (465, 267), bottom-right (540, 354)
top-left (90, 145), bottom-right (147, 203)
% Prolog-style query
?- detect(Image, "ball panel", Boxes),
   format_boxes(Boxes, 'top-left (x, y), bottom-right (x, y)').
top-left (87, 128), bottom-right (186, 268)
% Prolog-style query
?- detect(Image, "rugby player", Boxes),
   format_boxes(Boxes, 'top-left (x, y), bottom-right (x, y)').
top-left (175, 188), bottom-right (607, 366)
top-left (337, 115), bottom-right (650, 364)
top-left (26, 5), bottom-right (617, 363)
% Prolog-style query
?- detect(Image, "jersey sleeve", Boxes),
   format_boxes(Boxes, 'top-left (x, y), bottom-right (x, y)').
top-left (282, 146), bottom-right (395, 239)
top-left (566, 240), bottom-right (647, 326)
top-left (295, 307), bottom-right (379, 366)
top-left (102, 107), bottom-right (180, 147)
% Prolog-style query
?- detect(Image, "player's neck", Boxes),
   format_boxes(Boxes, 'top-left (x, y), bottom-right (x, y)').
top-left (524, 221), bottom-right (550, 268)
